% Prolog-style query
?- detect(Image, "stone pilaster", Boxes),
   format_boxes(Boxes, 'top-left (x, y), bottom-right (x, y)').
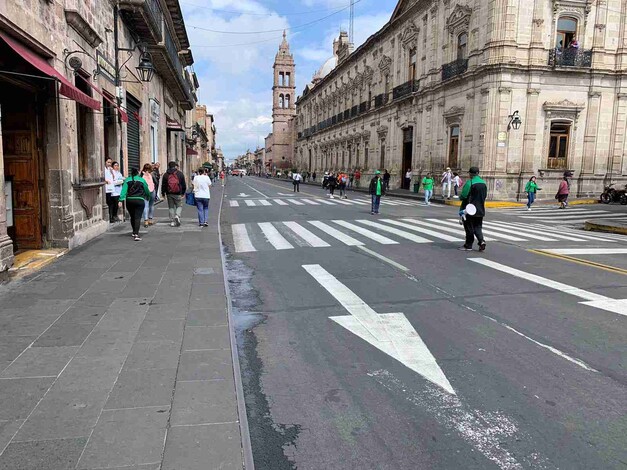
top-left (0, 117), bottom-right (15, 275)
top-left (582, 93), bottom-right (601, 174)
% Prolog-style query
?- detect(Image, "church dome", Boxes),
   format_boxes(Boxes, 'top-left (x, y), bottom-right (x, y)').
top-left (313, 56), bottom-right (338, 81)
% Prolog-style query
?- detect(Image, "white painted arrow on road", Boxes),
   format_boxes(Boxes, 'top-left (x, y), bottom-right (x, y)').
top-left (303, 264), bottom-right (455, 395)
top-left (238, 193), bottom-right (251, 197)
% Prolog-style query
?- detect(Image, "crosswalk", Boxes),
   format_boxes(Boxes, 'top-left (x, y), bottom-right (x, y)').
top-left (498, 206), bottom-right (627, 225)
top-left (228, 197), bottom-right (434, 208)
top-left (230, 217), bottom-right (624, 253)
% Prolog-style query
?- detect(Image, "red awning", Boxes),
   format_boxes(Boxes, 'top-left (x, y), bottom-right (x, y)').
top-left (186, 147), bottom-right (198, 156)
top-left (167, 118), bottom-right (183, 131)
top-left (0, 32), bottom-right (101, 111)
top-left (76, 74), bottom-right (128, 123)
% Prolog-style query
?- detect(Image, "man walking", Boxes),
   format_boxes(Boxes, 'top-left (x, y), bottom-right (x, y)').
top-left (404, 168), bottom-right (412, 190)
top-left (383, 169), bottom-right (391, 192)
top-left (292, 171), bottom-right (302, 192)
top-left (369, 170), bottom-right (385, 215)
top-left (161, 161), bottom-right (187, 227)
top-left (151, 162), bottom-right (161, 203)
top-left (459, 167), bottom-right (487, 252)
top-left (442, 167), bottom-right (453, 199)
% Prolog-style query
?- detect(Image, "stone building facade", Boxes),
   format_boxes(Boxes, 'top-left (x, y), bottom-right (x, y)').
top-left (0, 0), bottom-right (198, 275)
top-left (294, 0), bottom-right (627, 198)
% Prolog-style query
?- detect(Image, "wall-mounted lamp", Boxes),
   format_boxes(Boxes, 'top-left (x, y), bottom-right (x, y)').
top-left (507, 110), bottom-right (522, 131)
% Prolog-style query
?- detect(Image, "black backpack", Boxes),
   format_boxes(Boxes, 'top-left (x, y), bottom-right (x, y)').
top-left (126, 177), bottom-right (145, 198)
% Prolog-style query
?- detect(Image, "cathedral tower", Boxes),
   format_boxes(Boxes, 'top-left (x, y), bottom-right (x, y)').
top-left (271, 31), bottom-right (296, 166)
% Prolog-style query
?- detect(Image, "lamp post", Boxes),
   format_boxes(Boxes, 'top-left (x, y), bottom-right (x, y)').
top-left (507, 110), bottom-right (522, 131)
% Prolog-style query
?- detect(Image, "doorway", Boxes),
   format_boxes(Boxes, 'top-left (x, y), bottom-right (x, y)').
top-left (448, 125), bottom-right (460, 169)
top-left (401, 127), bottom-right (413, 189)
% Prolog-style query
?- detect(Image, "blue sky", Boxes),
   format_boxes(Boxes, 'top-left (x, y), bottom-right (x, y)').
top-left (180, 0), bottom-right (398, 160)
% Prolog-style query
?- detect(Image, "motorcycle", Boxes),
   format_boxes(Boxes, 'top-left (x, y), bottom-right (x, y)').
top-left (600, 183), bottom-right (627, 205)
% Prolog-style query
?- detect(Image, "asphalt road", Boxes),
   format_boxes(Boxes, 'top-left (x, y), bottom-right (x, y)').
top-left (220, 176), bottom-right (627, 470)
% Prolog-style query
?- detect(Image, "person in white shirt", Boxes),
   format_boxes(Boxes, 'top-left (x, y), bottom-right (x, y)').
top-left (404, 169), bottom-right (412, 190)
top-left (192, 168), bottom-right (212, 227)
top-left (452, 172), bottom-right (463, 199)
top-left (105, 160), bottom-right (124, 222)
top-left (293, 172), bottom-right (302, 192)
top-left (441, 167), bottom-right (453, 199)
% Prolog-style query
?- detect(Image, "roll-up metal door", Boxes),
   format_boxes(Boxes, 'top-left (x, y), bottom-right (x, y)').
top-left (126, 94), bottom-right (141, 172)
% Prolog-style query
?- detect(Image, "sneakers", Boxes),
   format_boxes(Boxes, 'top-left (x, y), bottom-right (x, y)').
top-left (458, 246), bottom-right (473, 251)
top-left (203, 223), bottom-right (209, 227)
top-left (371, 211), bottom-right (375, 215)
top-left (174, 215), bottom-right (181, 226)
top-left (479, 242), bottom-right (486, 252)
top-left (527, 207), bottom-right (531, 211)
top-left (170, 222), bottom-right (176, 227)
top-left (133, 234), bottom-right (142, 241)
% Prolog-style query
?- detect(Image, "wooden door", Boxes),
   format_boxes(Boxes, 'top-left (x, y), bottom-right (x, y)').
top-left (2, 95), bottom-right (41, 249)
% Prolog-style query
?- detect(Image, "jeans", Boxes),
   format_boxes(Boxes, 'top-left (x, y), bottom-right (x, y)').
top-left (126, 199), bottom-right (144, 235)
top-left (454, 185), bottom-right (459, 196)
top-left (339, 184), bottom-right (346, 197)
top-left (443, 182), bottom-right (452, 198)
top-left (106, 193), bottom-right (119, 222)
top-left (371, 194), bottom-right (381, 213)
top-left (195, 198), bottom-right (209, 224)
top-left (463, 216), bottom-right (484, 248)
top-left (424, 189), bottom-right (433, 204)
top-left (167, 194), bottom-right (183, 221)
top-left (527, 191), bottom-right (535, 208)
top-left (293, 181), bottom-right (300, 192)
top-left (143, 191), bottom-right (155, 221)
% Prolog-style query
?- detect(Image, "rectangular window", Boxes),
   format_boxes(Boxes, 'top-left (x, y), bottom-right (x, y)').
top-left (76, 74), bottom-right (96, 181)
top-left (547, 122), bottom-right (570, 169)
top-left (409, 48), bottom-right (417, 80)
top-left (448, 125), bottom-right (460, 169)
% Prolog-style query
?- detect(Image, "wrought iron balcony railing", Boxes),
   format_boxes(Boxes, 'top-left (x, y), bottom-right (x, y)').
top-left (441, 58), bottom-right (468, 81)
top-left (548, 48), bottom-right (592, 68)
top-left (374, 93), bottom-right (389, 108)
top-left (393, 80), bottom-right (419, 100)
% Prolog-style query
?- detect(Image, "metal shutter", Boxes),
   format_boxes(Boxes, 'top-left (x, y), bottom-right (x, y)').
top-left (126, 95), bottom-right (141, 172)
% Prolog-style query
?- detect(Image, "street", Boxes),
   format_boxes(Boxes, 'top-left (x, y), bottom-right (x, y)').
top-left (222, 176), bottom-right (627, 469)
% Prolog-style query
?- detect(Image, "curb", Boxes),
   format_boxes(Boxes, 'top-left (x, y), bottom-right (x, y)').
top-left (585, 220), bottom-right (627, 235)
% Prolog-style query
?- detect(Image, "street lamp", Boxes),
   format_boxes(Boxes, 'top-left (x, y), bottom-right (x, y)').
top-left (135, 48), bottom-right (155, 83)
top-left (507, 110), bottom-right (522, 131)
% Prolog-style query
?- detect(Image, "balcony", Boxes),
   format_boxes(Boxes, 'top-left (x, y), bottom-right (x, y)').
top-left (393, 80), bottom-right (419, 100)
top-left (119, 0), bottom-right (163, 46)
top-left (343, 109), bottom-right (350, 120)
top-left (442, 58), bottom-right (468, 81)
top-left (548, 48), bottom-right (592, 68)
top-left (374, 93), bottom-right (389, 108)
top-left (359, 101), bottom-right (370, 114)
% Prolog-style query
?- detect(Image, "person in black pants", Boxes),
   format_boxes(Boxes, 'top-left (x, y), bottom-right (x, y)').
top-left (458, 167), bottom-right (487, 252)
top-left (119, 168), bottom-right (151, 241)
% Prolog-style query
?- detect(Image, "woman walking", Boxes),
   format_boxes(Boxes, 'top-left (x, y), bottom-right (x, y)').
top-left (327, 172), bottom-right (338, 198)
top-left (141, 163), bottom-right (156, 227)
top-left (556, 171), bottom-right (572, 209)
top-left (422, 172), bottom-right (434, 205)
top-left (119, 168), bottom-right (150, 241)
top-left (193, 168), bottom-right (212, 227)
top-left (525, 176), bottom-right (540, 211)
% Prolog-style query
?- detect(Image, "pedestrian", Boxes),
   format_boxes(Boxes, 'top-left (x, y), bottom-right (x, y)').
top-left (459, 167), bottom-right (487, 252)
top-left (220, 170), bottom-right (225, 186)
top-left (338, 172), bottom-right (348, 198)
top-left (442, 167), bottom-right (453, 199)
top-left (151, 162), bottom-right (161, 203)
top-left (369, 170), bottom-right (385, 215)
top-left (452, 172), bottom-right (463, 198)
top-left (422, 172), bottom-right (434, 205)
top-left (141, 163), bottom-right (156, 227)
top-left (383, 169), bottom-right (391, 192)
top-left (525, 176), bottom-right (540, 210)
top-left (355, 169), bottom-right (361, 188)
top-left (328, 172), bottom-right (337, 198)
top-left (312, 171), bottom-right (317, 182)
top-left (293, 171), bottom-right (302, 192)
top-left (349, 172), bottom-right (354, 189)
top-left (193, 168), bottom-right (212, 227)
top-left (556, 171), bottom-right (572, 209)
top-left (104, 158), bottom-right (119, 223)
top-left (119, 168), bottom-right (150, 241)
top-left (404, 168), bottom-right (412, 190)
top-left (161, 161), bottom-right (187, 227)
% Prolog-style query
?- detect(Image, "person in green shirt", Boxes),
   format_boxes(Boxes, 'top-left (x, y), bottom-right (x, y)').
top-left (524, 176), bottom-right (540, 210)
top-left (459, 167), bottom-right (487, 252)
top-left (119, 168), bottom-right (151, 241)
top-left (421, 172), bottom-right (435, 205)
top-left (369, 170), bottom-right (385, 214)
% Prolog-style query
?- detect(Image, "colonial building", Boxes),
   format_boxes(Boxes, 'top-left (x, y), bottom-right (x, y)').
top-left (190, 105), bottom-right (217, 170)
top-left (0, 0), bottom-right (198, 275)
top-left (265, 32), bottom-right (296, 170)
top-left (295, 0), bottom-right (627, 198)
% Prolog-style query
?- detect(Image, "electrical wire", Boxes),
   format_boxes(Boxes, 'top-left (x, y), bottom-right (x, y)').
top-left (180, 0), bottom-right (355, 17)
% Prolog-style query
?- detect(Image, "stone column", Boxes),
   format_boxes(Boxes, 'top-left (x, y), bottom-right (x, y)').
top-left (582, 92), bottom-right (601, 174)
top-left (521, 88), bottom-right (540, 173)
top-left (0, 109), bottom-right (15, 275)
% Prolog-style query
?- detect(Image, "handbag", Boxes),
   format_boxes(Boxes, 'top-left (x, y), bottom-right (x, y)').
top-left (185, 192), bottom-right (196, 206)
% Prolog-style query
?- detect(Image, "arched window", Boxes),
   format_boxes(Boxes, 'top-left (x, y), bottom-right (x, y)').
top-left (278, 94), bottom-right (284, 108)
top-left (556, 17), bottom-right (578, 50)
top-left (279, 72), bottom-right (284, 86)
top-left (457, 33), bottom-right (468, 61)
top-left (285, 95), bottom-right (290, 108)
top-left (285, 73), bottom-right (290, 86)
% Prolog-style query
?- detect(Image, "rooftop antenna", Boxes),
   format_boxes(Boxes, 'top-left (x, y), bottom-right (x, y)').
top-left (349, 0), bottom-right (355, 43)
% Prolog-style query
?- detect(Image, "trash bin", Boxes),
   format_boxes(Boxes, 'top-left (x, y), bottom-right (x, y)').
top-left (413, 182), bottom-right (420, 193)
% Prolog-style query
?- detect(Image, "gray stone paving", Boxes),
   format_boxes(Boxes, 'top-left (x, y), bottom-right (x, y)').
top-left (0, 191), bottom-right (244, 469)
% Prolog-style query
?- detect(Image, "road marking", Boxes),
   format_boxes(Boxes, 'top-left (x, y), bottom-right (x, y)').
top-left (436, 219), bottom-right (527, 241)
top-left (258, 200), bottom-right (272, 206)
top-left (237, 193), bottom-right (250, 197)
top-left (258, 223), bottom-right (293, 250)
top-left (229, 200), bottom-right (239, 207)
top-left (411, 219), bottom-right (496, 242)
top-left (244, 200), bottom-right (256, 207)
top-left (303, 264), bottom-right (455, 394)
top-left (334, 220), bottom-right (399, 244)
top-left (355, 220), bottom-right (432, 244)
top-left (273, 199), bottom-right (288, 206)
top-left (539, 248), bottom-right (627, 255)
top-left (232, 224), bottom-right (256, 253)
top-left (317, 199), bottom-right (337, 205)
top-left (283, 222), bottom-right (330, 247)
top-left (469, 258), bottom-right (627, 316)
top-left (243, 182), bottom-right (268, 198)
top-left (381, 219), bottom-right (460, 242)
top-left (357, 246), bottom-right (409, 272)
top-left (530, 250), bottom-right (627, 276)
top-left (300, 198), bottom-right (320, 205)
top-left (287, 199), bottom-right (305, 206)
top-left (308, 221), bottom-right (364, 246)
top-left (480, 220), bottom-right (591, 242)
top-left (480, 221), bottom-right (556, 242)
top-left (329, 198), bottom-right (352, 205)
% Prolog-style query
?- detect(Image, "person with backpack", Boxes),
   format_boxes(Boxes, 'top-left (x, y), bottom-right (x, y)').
top-left (556, 171), bottom-right (572, 209)
top-left (369, 170), bottom-right (385, 214)
top-left (459, 167), bottom-right (487, 252)
top-left (338, 173), bottom-right (348, 199)
top-left (421, 172), bottom-right (435, 205)
top-left (161, 161), bottom-right (187, 227)
top-left (525, 176), bottom-right (540, 211)
top-left (119, 168), bottom-right (150, 241)
top-left (327, 172), bottom-right (338, 198)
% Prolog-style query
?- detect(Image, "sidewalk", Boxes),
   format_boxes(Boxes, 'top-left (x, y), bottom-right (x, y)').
top-left (0, 187), bottom-right (248, 469)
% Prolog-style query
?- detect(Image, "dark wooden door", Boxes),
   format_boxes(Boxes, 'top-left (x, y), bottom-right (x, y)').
top-left (2, 93), bottom-right (41, 250)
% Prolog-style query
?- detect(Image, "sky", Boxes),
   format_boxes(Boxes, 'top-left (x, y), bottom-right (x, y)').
top-left (180, 0), bottom-right (399, 161)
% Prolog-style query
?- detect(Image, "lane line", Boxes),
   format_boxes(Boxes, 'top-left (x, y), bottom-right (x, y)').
top-left (273, 199), bottom-right (288, 206)
top-left (258, 222), bottom-right (293, 250)
top-left (529, 250), bottom-right (627, 276)
top-left (308, 221), bottom-right (364, 246)
top-left (357, 246), bottom-right (409, 272)
top-left (283, 222), bottom-right (330, 248)
top-left (540, 248), bottom-right (627, 255)
top-left (232, 224), bottom-right (256, 253)
top-left (355, 220), bottom-right (432, 244)
top-left (242, 181), bottom-right (268, 198)
top-left (244, 200), bottom-right (256, 207)
top-left (334, 220), bottom-right (399, 244)
top-left (381, 219), bottom-right (460, 242)
top-left (229, 200), bottom-right (239, 207)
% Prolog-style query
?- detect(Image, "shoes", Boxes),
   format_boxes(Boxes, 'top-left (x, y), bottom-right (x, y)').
top-left (144, 222), bottom-right (149, 228)
top-left (148, 219), bottom-right (154, 225)
top-left (458, 246), bottom-right (473, 251)
top-left (527, 207), bottom-right (531, 211)
top-left (170, 222), bottom-right (176, 227)
top-left (134, 235), bottom-right (142, 241)
top-left (199, 224), bottom-right (203, 227)
top-left (175, 215), bottom-right (181, 226)
top-left (203, 223), bottom-right (209, 227)
top-left (479, 242), bottom-right (486, 252)
top-left (371, 211), bottom-right (375, 215)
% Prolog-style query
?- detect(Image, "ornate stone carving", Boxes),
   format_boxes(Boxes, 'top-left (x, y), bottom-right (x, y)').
top-left (446, 5), bottom-right (472, 36)
top-left (377, 125), bottom-right (389, 138)
top-left (466, 92), bottom-right (475, 100)
top-left (443, 106), bottom-right (465, 125)
top-left (589, 91), bottom-right (602, 98)
top-left (378, 55), bottom-right (392, 74)
top-left (400, 21), bottom-right (419, 49)
top-left (532, 18), bottom-right (544, 26)
top-left (527, 88), bottom-right (541, 95)
top-left (499, 87), bottom-right (512, 94)
top-left (543, 99), bottom-right (585, 123)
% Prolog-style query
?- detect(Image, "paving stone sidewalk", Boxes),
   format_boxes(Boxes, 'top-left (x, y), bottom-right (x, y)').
top-left (0, 188), bottom-right (245, 470)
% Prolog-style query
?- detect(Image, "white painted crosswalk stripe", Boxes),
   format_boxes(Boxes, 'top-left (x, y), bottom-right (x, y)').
top-left (334, 220), bottom-right (399, 244)
top-left (491, 220), bottom-right (600, 242)
top-left (308, 221), bottom-right (364, 246)
top-left (300, 199), bottom-right (320, 205)
top-left (273, 199), bottom-right (288, 206)
top-left (229, 200), bottom-right (239, 207)
top-left (432, 219), bottom-right (528, 241)
top-left (259, 200), bottom-right (272, 206)
top-left (480, 221), bottom-right (557, 242)
top-left (481, 220), bottom-right (587, 242)
top-left (355, 220), bottom-right (432, 244)
top-left (331, 199), bottom-right (353, 205)
top-left (381, 219), bottom-right (460, 242)
top-left (283, 222), bottom-right (330, 247)
top-left (317, 199), bottom-right (337, 205)
top-left (402, 218), bottom-right (496, 242)
top-left (232, 224), bottom-right (256, 253)
top-left (258, 222), bottom-right (293, 250)
top-left (287, 199), bottom-right (305, 206)
top-left (245, 200), bottom-right (256, 207)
